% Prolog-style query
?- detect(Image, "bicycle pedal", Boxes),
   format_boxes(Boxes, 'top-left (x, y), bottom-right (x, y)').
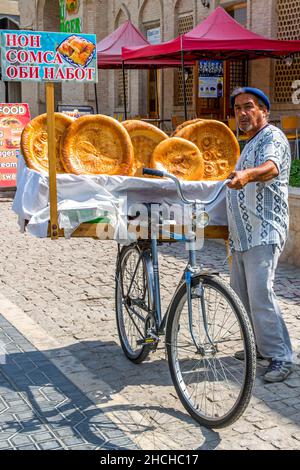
top-left (137, 337), bottom-right (159, 346)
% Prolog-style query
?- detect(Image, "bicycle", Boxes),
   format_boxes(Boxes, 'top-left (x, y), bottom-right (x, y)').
top-left (115, 168), bottom-right (256, 429)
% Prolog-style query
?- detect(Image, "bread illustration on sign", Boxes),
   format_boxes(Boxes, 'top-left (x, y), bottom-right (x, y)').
top-left (21, 113), bottom-right (74, 174)
top-left (61, 115), bottom-right (134, 176)
top-left (57, 35), bottom-right (95, 68)
top-left (122, 120), bottom-right (168, 177)
top-left (175, 120), bottom-right (240, 180)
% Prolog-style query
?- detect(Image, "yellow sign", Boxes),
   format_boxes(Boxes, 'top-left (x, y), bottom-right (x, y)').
top-left (59, 0), bottom-right (83, 34)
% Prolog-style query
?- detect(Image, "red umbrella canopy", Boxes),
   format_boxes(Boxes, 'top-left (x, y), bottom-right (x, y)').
top-left (97, 20), bottom-right (148, 68)
top-left (123, 7), bottom-right (300, 62)
top-left (97, 20), bottom-right (193, 68)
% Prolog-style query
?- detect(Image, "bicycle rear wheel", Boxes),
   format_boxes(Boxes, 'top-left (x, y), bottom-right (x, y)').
top-left (115, 244), bottom-right (154, 363)
top-left (166, 274), bottom-right (256, 428)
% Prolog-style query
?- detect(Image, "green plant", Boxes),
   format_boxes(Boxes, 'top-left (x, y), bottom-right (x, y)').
top-left (289, 159), bottom-right (300, 187)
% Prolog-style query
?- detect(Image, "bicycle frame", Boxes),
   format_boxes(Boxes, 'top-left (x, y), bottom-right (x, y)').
top-left (118, 173), bottom-right (230, 349)
top-left (118, 228), bottom-right (215, 355)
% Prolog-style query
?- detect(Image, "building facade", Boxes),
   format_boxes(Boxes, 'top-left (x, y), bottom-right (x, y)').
top-left (0, 0), bottom-right (21, 104)
top-left (4, 0), bottom-right (300, 266)
top-left (15, 0), bottom-right (300, 123)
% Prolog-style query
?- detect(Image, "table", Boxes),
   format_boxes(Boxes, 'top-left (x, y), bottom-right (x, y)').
top-left (140, 118), bottom-right (172, 131)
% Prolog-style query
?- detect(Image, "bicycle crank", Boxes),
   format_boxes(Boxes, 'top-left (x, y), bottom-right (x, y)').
top-left (136, 313), bottom-right (160, 350)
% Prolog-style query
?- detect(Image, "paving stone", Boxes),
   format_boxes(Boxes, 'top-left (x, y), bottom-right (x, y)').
top-left (0, 441), bottom-right (13, 450)
top-left (17, 444), bottom-right (39, 450)
top-left (32, 432), bottom-right (56, 443)
top-left (1, 200), bottom-right (300, 450)
top-left (254, 420), bottom-right (278, 430)
top-left (11, 435), bottom-right (35, 446)
top-left (38, 441), bottom-right (64, 450)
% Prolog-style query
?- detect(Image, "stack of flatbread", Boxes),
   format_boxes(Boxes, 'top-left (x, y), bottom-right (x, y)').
top-left (21, 114), bottom-right (134, 176)
top-left (21, 114), bottom-right (239, 181)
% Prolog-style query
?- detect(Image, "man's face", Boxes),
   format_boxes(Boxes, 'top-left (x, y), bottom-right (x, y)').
top-left (234, 93), bottom-right (268, 135)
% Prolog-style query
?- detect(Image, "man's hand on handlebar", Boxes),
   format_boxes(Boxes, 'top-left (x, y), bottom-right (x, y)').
top-left (227, 170), bottom-right (251, 190)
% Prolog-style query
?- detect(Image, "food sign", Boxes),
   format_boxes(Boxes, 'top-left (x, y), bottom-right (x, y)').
top-left (0, 103), bottom-right (31, 188)
top-left (59, 0), bottom-right (83, 34)
top-left (199, 60), bottom-right (223, 99)
top-left (0, 30), bottom-right (98, 83)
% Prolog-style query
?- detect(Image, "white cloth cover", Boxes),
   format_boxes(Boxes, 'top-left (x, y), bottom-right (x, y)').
top-left (12, 155), bottom-right (228, 239)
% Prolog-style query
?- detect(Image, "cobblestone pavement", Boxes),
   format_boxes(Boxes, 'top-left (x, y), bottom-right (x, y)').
top-left (0, 314), bottom-right (137, 450)
top-left (0, 198), bottom-right (300, 450)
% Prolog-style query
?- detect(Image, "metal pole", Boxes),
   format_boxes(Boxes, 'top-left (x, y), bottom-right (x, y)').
top-left (181, 49), bottom-right (188, 121)
top-left (94, 83), bottom-right (99, 114)
top-left (223, 61), bottom-right (227, 121)
top-left (122, 61), bottom-right (128, 120)
top-left (154, 68), bottom-right (159, 118)
top-left (46, 82), bottom-right (59, 240)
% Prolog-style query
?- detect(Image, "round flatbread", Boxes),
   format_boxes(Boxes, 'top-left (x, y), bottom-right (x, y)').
top-left (171, 118), bottom-right (204, 137)
top-left (151, 137), bottom-right (204, 181)
top-left (61, 115), bottom-right (134, 175)
top-left (176, 120), bottom-right (240, 180)
top-left (21, 113), bottom-right (73, 173)
top-left (122, 120), bottom-right (168, 177)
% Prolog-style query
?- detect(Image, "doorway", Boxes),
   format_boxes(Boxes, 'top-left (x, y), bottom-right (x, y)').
top-left (148, 70), bottom-right (159, 117)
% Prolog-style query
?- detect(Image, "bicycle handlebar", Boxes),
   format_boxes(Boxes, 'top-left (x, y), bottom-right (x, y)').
top-left (143, 168), bottom-right (166, 178)
top-left (143, 168), bottom-right (231, 206)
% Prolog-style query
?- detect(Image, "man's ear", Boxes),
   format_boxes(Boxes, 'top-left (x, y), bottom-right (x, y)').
top-left (261, 107), bottom-right (268, 119)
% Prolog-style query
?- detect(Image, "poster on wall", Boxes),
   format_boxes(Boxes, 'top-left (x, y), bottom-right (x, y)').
top-left (0, 103), bottom-right (31, 188)
top-left (198, 60), bottom-right (223, 98)
top-left (59, 0), bottom-right (83, 33)
top-left (147, 27), bottom-right (161, 45)
top-left (0, 30), bottom-right (98, 83)
top-left (57, 104), bottom-right (94, 118)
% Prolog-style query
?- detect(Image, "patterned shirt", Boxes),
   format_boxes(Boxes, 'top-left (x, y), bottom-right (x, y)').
top-left (227, 124), bottom-right (291, 253)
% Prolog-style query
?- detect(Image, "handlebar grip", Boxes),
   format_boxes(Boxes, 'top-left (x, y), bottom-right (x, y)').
top-left (143, 168), bottom-right (165, 178)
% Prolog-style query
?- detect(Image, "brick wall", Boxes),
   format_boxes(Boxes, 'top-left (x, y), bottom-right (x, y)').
top-left (18, 0), bottom-right (300, 121)
top-left (280, 190), bottom-right (300, 267)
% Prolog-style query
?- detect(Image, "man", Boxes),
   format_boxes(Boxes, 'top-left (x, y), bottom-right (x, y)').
top-left (227, 87), bottom-right (293, 383)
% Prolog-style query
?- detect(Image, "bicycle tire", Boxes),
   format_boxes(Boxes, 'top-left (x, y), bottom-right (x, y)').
top-left (166, 274), bottom-right (256, 428)
top-left (115, 244), bottom-right (154, 364)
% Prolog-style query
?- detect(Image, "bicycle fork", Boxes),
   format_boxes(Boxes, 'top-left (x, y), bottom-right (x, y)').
top-left (186, 242), bottom-right (216, 355)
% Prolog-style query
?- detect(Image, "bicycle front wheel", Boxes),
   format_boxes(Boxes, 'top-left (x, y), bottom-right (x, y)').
top-left (166, 274), bottom-right (256, 428)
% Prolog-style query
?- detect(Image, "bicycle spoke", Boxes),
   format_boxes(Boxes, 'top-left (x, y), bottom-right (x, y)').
top-left (116, 246), bottom-right (153, 362)
top-left (166, 275), bottom-right (256, 427)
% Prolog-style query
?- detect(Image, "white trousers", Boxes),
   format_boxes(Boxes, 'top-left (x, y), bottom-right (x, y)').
top-left (231, 245), bottom-right (293, 363)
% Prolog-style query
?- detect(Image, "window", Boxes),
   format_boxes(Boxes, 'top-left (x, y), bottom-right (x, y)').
top-left (274, 0), bottom-right (300, 104)
top-left (174, 15), bottom-right (194, 106)
top-left (226, 4), bottom-right (248, 106)
top-left (226, 3), bottom-right (247, 26)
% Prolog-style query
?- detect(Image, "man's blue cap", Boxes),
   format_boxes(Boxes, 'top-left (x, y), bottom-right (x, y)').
top-left (231, 87), bottom-right (271, 111)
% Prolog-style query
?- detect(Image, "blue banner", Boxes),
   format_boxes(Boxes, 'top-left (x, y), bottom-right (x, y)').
top-left (0, 30), bottom-right (98, 83)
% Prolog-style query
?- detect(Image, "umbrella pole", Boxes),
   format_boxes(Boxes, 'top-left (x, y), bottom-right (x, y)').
top-left (122, 61), bottom-right (128, 120)
top-left (154, 69), bottom-right (159, 118)
top-left (94, 83), bottom-right (99, 114)
top-left (181, 50), bottom-right (188, 121)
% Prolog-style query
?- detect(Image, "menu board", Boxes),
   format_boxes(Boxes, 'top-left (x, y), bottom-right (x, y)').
top-left (57, 104), bottom-right (94, 118)
top-left (0, 103), bottom-right (31, 188)
top-left (0, 30), bottom-right (98, 83)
